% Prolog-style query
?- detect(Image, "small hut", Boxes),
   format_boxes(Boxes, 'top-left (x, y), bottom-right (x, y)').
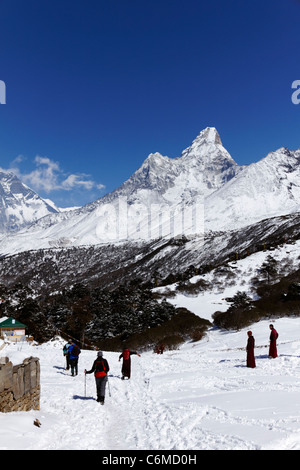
top-left (0, 317), bottom-right (27, 342)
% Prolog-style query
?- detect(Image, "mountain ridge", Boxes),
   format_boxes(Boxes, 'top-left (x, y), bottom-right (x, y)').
top-left (0, 127), bottom-right (299, 255)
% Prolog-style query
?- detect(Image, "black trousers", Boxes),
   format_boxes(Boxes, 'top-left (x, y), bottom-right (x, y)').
top-left (65, 353), bottom-right (70, 370)
top-left (95, 376), bottom-right (107, 399)
top-left (70, 358), bottom-right (78, 376)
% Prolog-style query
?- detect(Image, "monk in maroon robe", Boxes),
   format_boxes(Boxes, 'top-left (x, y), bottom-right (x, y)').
top-left (246, 331), bottom-right (256, 368)
top-left (269, 324), bottom-right (278, 358)
top-left (119, 348), bottom-right (141, 379)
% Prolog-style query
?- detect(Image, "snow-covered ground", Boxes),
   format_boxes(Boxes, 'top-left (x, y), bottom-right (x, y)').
top-left (2, 316), bottom-right (300, 450)
top-left (1, 240), bottom-right (300, 451)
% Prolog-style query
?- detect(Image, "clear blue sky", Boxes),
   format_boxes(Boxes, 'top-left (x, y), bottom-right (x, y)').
top-left (0, 0), bottom-right (300, 207)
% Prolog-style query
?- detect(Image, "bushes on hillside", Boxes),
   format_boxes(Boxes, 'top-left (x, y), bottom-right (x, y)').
top-left (213, 270), bottom-right (300, 331)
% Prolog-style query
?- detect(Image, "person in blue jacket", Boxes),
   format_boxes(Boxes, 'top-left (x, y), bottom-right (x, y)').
top-left (68, 340), bottom-right (81, 376)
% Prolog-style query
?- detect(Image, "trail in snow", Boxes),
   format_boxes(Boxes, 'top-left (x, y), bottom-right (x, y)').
top-left (2, 317), bottom-right (300, 450)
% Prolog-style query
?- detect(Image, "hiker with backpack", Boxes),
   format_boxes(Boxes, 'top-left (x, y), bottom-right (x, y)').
top-left (85, 351), bottom-right (110, 404)
top-left (68, 340), bottom-right (81, 376)
top-left (119, 348), bottom-right (141, 380)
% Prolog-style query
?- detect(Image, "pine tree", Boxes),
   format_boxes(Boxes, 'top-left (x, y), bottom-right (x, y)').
top-left (260, 255), bottom-right (278, 284)
top-left (230, 291), bottom-right (252, 311)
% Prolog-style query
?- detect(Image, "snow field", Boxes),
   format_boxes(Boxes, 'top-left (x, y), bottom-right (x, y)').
top-left (2, 317), bottom-right (300, 450)
top-left (157, 240), bottom-right (300, 322)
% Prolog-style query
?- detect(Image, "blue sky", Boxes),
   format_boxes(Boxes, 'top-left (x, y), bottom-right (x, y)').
top-left (0, 0), bottom-right (300, 207)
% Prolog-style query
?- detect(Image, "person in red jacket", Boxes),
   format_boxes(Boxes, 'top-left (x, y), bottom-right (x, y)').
top-left (269, 324), bottom-right (279, 358)
top-left (85, 351), bottom-right (110, 404)
top-left (246, 331), bottom-right (256, 368)
top-left (119, 348), bottom-right (141, 380)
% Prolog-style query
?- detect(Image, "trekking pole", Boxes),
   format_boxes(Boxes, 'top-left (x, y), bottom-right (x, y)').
top-left (84, 372), bottom-right (87, 398)
top-left (107, 377), bottom-right (111, 397)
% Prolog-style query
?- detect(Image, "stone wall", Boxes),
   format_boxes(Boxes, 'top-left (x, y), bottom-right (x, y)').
top-left (0, 356), bottom-right (40, 412)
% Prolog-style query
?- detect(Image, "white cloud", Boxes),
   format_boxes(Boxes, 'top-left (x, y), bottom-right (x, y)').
top-left (8, 155), bottom-right (105, 195)
top-left (61, 173), bottom-right (105, 191)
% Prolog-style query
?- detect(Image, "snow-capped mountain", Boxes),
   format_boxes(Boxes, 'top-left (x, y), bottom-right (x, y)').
top-left (0, 127), bottom-right (242, 253)
top-left (1, 126), bottom-right (300, 255)
top-left (0, 170), bottom-right (59, 233)
top-left (205, 146), bottom-right (300, 231)
top-left (112, 126), bottom-right (240, 201)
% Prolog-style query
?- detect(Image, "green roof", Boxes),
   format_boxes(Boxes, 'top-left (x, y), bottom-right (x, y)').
top-left (0, 317), bottom-right (27, 328)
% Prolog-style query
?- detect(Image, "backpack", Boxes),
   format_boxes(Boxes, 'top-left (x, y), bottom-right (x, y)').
top-left (95, 359), bottom-right (107, 378)
top-left (71, 344), bottom-right (80, 357)
top-left (123, 349), bottom-right (130, 360)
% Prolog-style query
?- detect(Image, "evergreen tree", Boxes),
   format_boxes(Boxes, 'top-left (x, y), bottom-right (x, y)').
top-left (230, 291), bottom-right (252, 310)
top-left (260, 255), bottom-right (278, 284)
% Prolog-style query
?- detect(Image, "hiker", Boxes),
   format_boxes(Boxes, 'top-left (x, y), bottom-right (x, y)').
top-left (246, 331), bottom-right (256, 368)
top-left (119, 348), bottom-right (141, 380)
top-left (68, 340), bottom-right (81, 376)
top-left (269, 324), bottom-right (279, 358)
top-left (85, 351), bottom-right (110, 404)
top-left (63, 339), bottom-right (72, 370)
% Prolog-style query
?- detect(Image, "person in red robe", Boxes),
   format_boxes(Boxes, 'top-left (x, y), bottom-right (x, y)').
top-left (246, 331), bottom-right (256, 368)
top-left (119, 348), bottom-right (141, 380)
top-left (269, 324), bottom-right (278, 358)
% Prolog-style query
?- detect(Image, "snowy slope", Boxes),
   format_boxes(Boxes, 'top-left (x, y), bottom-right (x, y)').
top-left (155, 237), bottom-right (300, 321)
top-left (2, 316), bottom-right (300, 450)
top-left (206, 147), bottom-right (300, 231)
